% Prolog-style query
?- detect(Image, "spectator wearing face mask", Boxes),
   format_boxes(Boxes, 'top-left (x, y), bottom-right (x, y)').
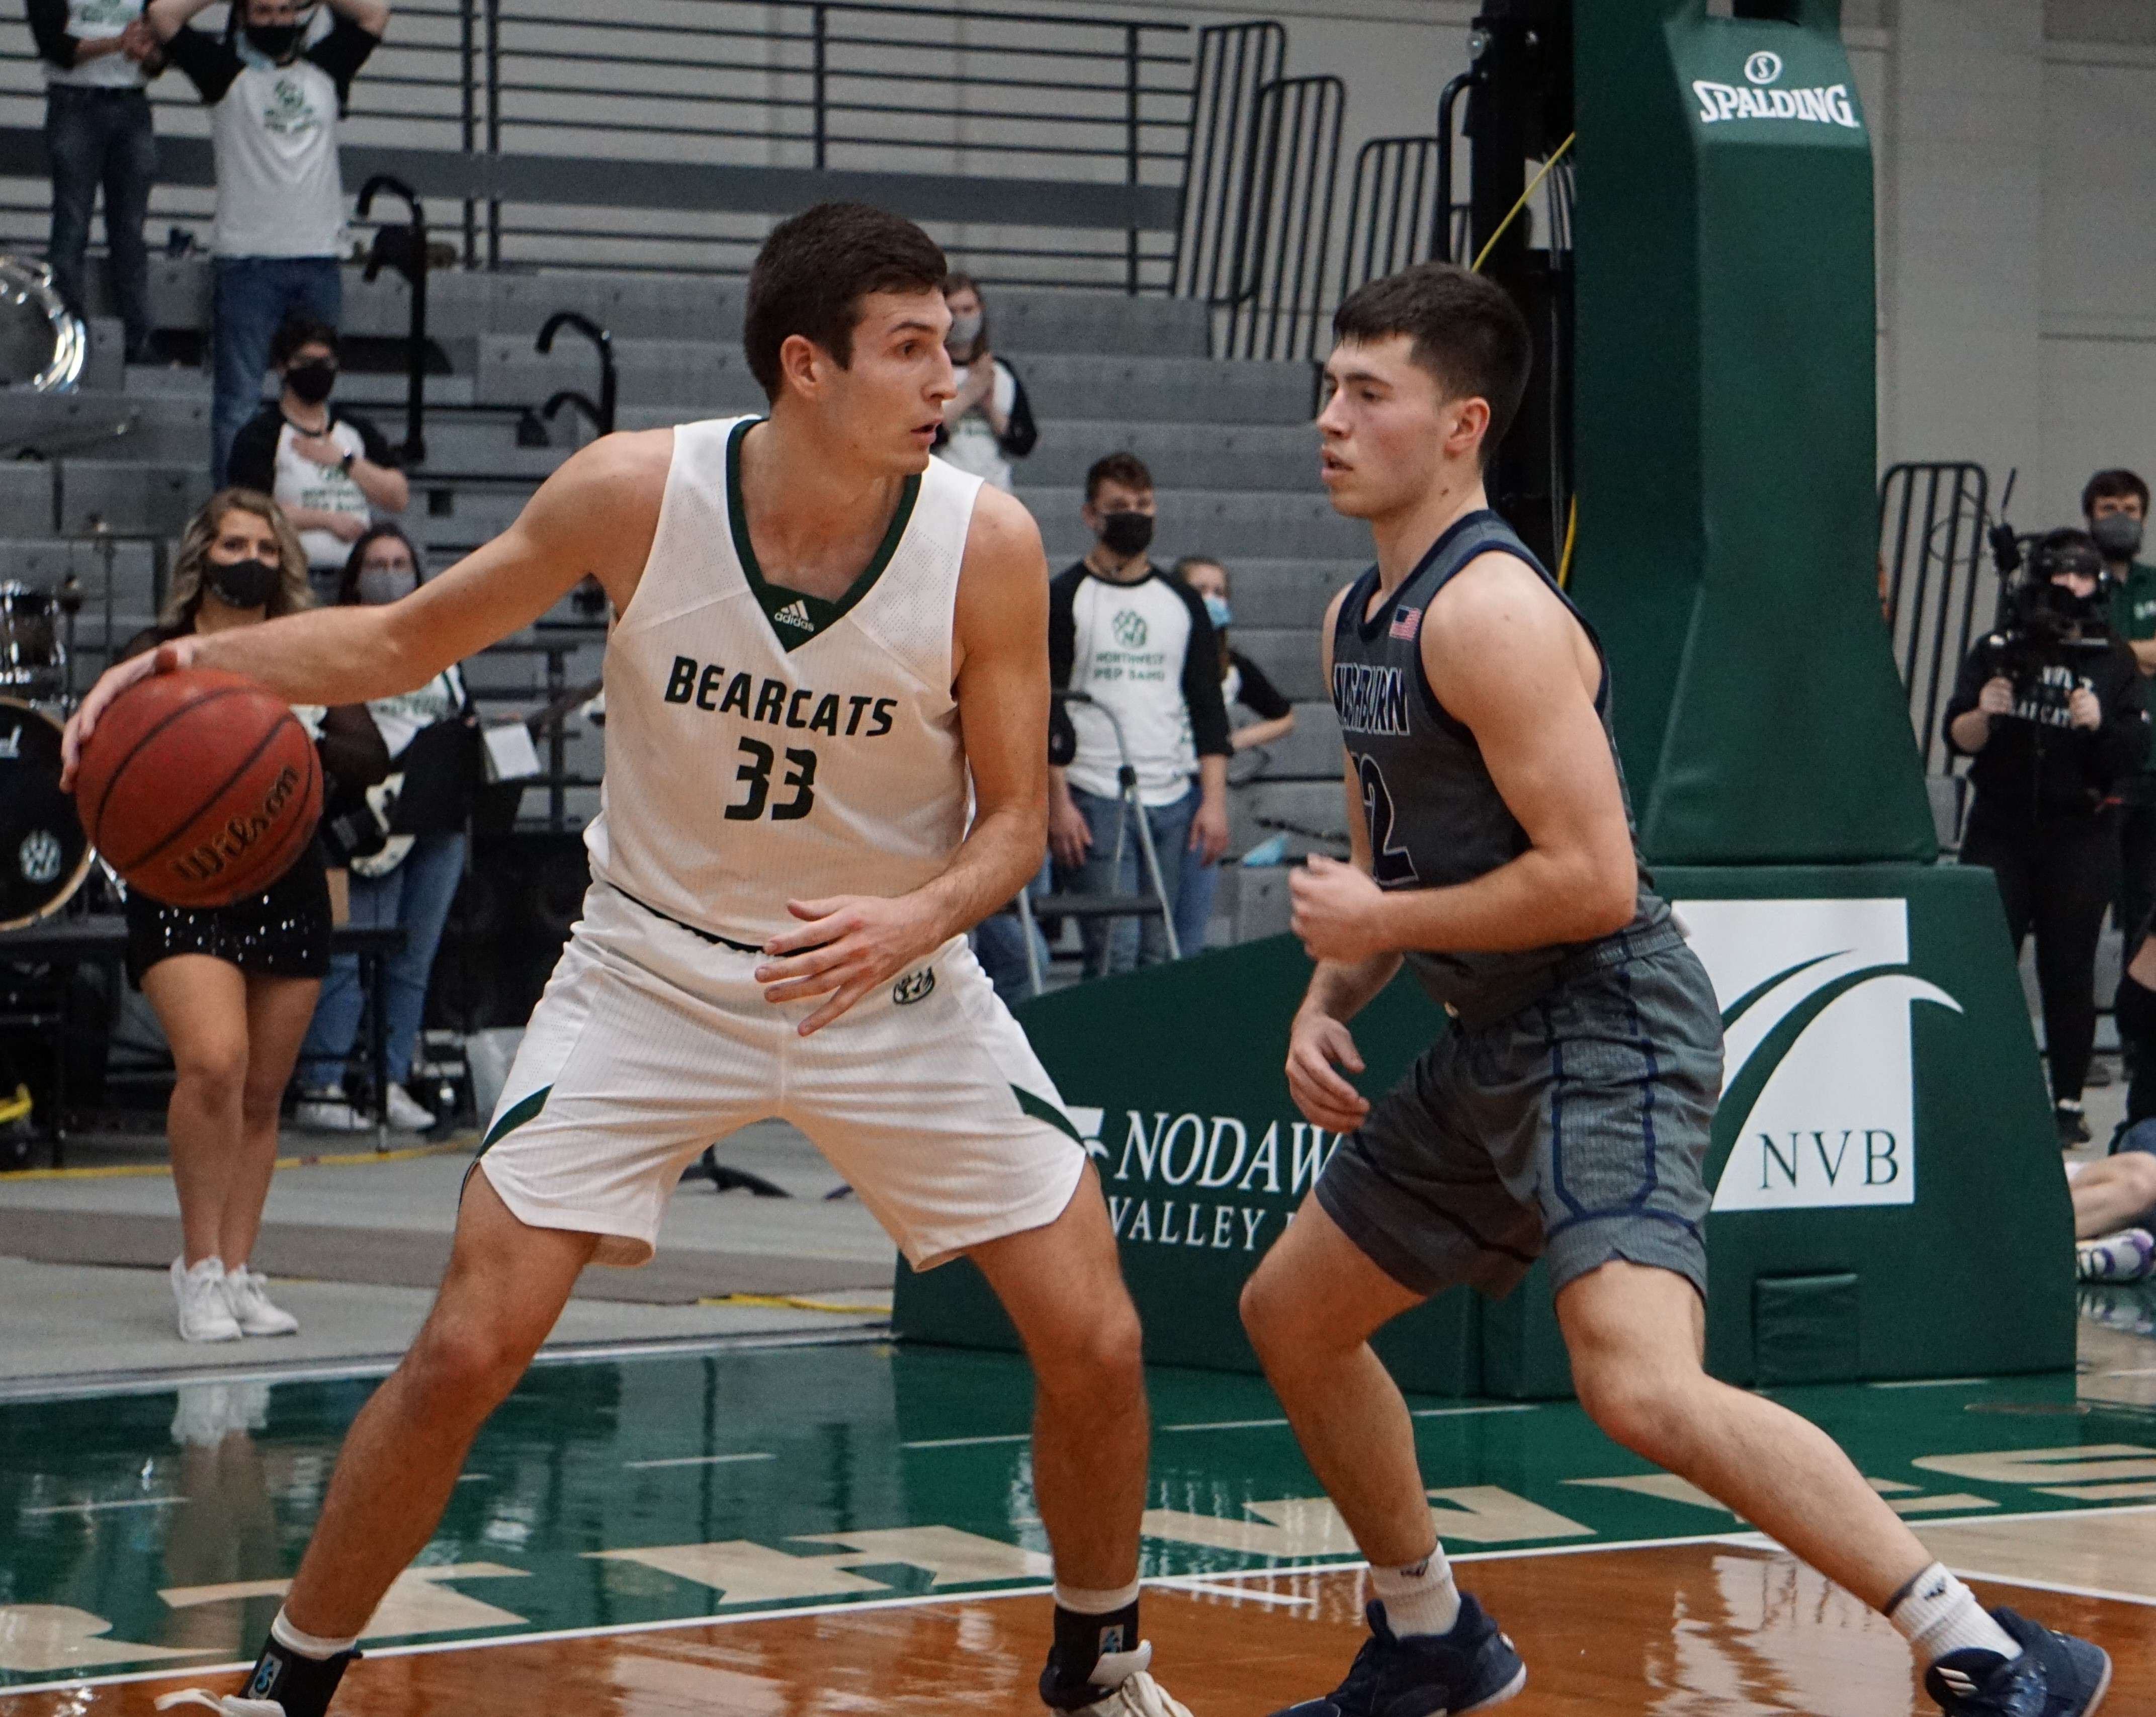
top-left (2095, 468), bottom-right (2156, 952)
top-left (227, 316), bottom-right (407, 591)
top-left (930, 272), bottom-right (1036, 494)
top-left (295, 525), bottom-right (481, 1134)
top-left (1169, 555), bottom-right (1295, 955)
top-left (120, 490), bottom-right (388, 1341)
top-left (1049, 452), bottom-right (1231, 974)
top-left (142, 0), bottom-right (391, 485)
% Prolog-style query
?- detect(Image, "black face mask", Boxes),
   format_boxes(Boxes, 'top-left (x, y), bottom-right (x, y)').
top-left (205, 555), bottom-right (280, 611)
top-left (2093, 512), bottom-right (2144, 561)
top-left (244, 22), bottom-right (301, 59)
top-left (286, 361), bottom-right (335, 405)
top-left (1098, 509), bottom-right (1154, 559)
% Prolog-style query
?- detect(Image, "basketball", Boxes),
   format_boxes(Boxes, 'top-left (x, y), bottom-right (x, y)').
top-left (73, 666), bottom-right (321, 909)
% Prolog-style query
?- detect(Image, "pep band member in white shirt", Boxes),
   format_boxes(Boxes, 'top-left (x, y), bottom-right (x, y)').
top-left (142, 0), bottom-right (389, 485)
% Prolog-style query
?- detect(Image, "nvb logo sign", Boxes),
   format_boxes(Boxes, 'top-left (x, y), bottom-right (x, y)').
top-left (1679, 898), bottom-right (1959, 1212)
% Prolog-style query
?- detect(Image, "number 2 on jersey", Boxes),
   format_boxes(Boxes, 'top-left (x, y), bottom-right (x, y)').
top-left (1353, 751), bottom-right (1419, 885)
top-left (724, 738), bottom-right (818, 822)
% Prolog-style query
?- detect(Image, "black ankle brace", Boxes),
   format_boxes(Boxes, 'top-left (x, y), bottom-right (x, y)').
top-left (1039, 1599), bottom-right (1140, 1710)
top-left (240, 1636), bottom-right (360, 1717)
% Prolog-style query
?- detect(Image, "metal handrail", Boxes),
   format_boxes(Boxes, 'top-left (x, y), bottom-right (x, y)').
top-left (1878, 461), bottom-right (1993, 778)
top-left (0, 0), bottom-right (1197, 292)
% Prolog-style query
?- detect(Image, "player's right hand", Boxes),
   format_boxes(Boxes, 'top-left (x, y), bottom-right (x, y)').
top-left (60, 639), bottom-right (195, 790)
top-left (1977, 675), bottom-right (2015, 717)
top-left (1285, 1009), bottom-right (1370, 1134)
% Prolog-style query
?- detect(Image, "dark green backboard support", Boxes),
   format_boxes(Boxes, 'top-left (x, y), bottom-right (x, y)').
top-left (1569, 0), bottom-right (1937, 864)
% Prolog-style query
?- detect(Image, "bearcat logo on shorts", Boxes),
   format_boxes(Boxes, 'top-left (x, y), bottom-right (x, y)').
top-left (169, 763), bottom-right (302, 886)
top-left (1676, 898), bottom-right (1959, 1213)
top-left (892, 967), bottom-right (935, 1005)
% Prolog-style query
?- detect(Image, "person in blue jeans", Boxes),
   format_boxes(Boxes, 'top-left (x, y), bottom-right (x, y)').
top-left (32, 0), bottom-right (162, 362)
top-left (296, 526), bottom-right (476, 1134)
top-left (144, 0), bottom-right (389, 482)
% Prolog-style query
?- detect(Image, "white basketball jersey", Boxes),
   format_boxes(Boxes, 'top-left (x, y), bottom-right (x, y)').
top-left (585, 416), bottom-right (983, 946)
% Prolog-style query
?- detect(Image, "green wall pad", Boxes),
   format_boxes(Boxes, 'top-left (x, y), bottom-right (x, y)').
top-left (897, 864), bottom-right (2075, 1395)
top-left (1754, 1272), bottom-right (1862, 1385)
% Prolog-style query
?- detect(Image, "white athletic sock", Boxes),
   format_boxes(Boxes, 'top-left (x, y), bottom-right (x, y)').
top-left (1054, 1577), bottom-right (1142, 1616)
top-left (270, 1608), bottom-right (359, 1661)
top-left (1887, 1564), bottom-right (2020, 1666)
top-left (1371, 1548), bottom-right (1460, 1639)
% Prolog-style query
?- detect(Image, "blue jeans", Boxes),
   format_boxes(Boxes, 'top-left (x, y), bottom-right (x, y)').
top-left (300, 831), bottom-right (466, 1091)
top-left (45, 86), bottom-right (155, 357)
top-left (212, 255), bottom-right (341, 485)
top-left (1174, 842), bottom-right (1221, 957)
top-left (1064, 784), bottom-right (1195, 976)
top-left (972, 856), bottom-right (1051, 1007)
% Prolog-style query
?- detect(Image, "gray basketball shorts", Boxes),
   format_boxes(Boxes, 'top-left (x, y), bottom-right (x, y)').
top-left (1316, 940), bottom-right (1725, 1305)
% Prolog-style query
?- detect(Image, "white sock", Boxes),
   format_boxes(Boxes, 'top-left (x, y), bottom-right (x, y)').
top-left (270, 1608), bottom-right (358, 1661)
top-left (1054, 1577), bottom-right (1142, 1616)
top-left (1887, 1564), bottom-right (2020, 1666)
top-left (1371, 1548), bottom-right (1460, 1639)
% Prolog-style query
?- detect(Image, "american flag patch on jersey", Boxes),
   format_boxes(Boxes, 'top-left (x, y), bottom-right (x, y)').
top-left (1390, 607), bottom-right (1421, 640)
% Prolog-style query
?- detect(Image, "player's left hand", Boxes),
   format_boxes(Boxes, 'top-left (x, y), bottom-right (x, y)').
top-left (756, 893), bottom-right (940, 1035)
top-left (1289, 854), bottom-right (1388, 964)
top-left (2068, 684), bottom-right (2102, 730)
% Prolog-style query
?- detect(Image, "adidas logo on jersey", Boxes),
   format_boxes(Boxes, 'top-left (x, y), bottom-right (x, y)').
top-left (773, 599), bottom-right (815, 632)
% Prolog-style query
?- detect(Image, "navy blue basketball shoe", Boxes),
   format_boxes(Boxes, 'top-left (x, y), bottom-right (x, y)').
top-left (1268, 1596), bottom-right (1525, 1717)
top-left (1924, 1608), bottom-right (2111, 1716)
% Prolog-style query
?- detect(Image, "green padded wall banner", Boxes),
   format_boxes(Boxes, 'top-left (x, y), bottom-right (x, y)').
top-left (894, 867), bottom-right (2074, 1395)
top-left (1569, 0), bottom-right (1938, 865)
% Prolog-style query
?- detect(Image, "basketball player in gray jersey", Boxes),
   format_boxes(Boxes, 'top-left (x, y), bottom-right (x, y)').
top-left (1239, 263), bottom-right (2108, 1717)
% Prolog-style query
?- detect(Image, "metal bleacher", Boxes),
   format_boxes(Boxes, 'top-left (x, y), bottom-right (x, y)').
top-left (2, 253), bottom-right (1357, 875)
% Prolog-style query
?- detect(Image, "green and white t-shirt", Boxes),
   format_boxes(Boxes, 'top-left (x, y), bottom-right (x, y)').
top-left (2111, 559), bottom-right (2156, 772)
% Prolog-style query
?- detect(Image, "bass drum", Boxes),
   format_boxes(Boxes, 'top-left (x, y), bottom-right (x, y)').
top-left (0, 698), bottom-right (92, 930)
top-left (0, 256), bottom-right (85, 392)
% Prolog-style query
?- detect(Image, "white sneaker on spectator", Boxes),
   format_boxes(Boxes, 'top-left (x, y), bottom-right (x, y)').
top-left (295, 1088), bottom-right (370, 1133)
top-left (170, 1257), bottom-right (242, 1343)
top-left (2076, 1228), bottom-right (2156, 1283)
top-left (221, 1264), bottom-right (300, 1336)
top-left (384, 1082), bottom-right (435, 1132)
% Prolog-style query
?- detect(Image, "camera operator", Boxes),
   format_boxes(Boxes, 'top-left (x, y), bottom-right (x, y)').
top-left (1947, 529), bottom-right (2151, 1144)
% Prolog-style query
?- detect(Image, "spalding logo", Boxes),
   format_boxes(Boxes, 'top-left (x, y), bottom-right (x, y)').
top-left (169, 762), bottom-right (301, 885)
top-left (892, 967), bottom-right (936, 1005)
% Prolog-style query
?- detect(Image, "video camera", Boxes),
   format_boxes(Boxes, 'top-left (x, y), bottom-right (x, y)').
top-left (1982, 527), bottom-right (2111, 692)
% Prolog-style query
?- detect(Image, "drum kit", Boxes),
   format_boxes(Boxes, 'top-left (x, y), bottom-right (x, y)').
top-left (0, 254), bottom-right (98, 932)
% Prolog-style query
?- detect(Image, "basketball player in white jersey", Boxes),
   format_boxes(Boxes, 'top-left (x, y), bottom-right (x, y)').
top-left (65, 203), bottom-right (1188, 1717)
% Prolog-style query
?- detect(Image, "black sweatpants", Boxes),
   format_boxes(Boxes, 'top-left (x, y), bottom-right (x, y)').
top-left (2119, 789), bottom-right (2156, 947)
top-left (1961, 805), bottom-right (2120, 1104)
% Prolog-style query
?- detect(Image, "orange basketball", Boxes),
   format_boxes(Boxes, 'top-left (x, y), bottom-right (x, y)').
top-left (74, 667), bottom-right (321, 909)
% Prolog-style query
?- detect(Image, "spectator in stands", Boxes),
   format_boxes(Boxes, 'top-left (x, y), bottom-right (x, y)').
top-left (122, 489), bottom-right (388, 1343)
top-left (1946, 528), bottom-right (2148, 1144)
top-left (932, 273), bottom-right (1035, 493)
top-left (1049, 452), bottom-right (1230, 974)
top-left (1169, 555), bottom-right (1296, 956)
top-left (227, 315), bottom-right (408, 592)
top-left (296, 525), bottom-right (478, 1134)
top-left (32, 0), bottom-right (161, 362)
top-left (143, 0), bottom-right (391, 484)
top-left (2096, 469), bottom-right (2156, 952)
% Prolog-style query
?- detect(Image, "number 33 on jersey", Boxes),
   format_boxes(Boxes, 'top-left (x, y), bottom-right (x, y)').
top-left (585, 415), bottom-right (984, 948)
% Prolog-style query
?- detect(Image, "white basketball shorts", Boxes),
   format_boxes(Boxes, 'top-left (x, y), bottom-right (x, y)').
top-left (473, 881), bottom-right (1089, 1269)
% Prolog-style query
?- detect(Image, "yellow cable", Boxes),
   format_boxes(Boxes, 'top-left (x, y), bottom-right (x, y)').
top-left (1558, 496), bottom-right (1578, 588)
top-left (0, 1084), bottom-right (30, 1127)
top-left (1470, 132), bottom-right (1576, 275)
top-left (698, 1292), bottom-right (893, 1316)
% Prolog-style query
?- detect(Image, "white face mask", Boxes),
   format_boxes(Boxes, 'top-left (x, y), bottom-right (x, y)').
top-left (946, 311), bottom-right (983, 349)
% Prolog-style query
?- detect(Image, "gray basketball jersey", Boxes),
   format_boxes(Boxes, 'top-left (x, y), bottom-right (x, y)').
top-left (1330, 509), bottom-right (1674, 1025)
